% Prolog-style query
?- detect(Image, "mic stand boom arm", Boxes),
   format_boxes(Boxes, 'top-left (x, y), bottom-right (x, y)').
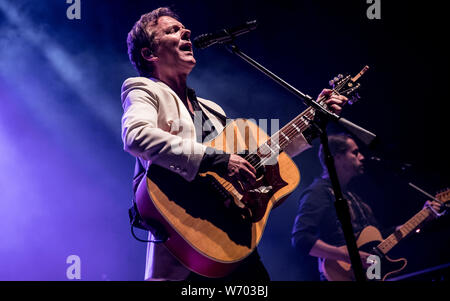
top-left (225, 42), bottom-right (373, 282)
top-left (225, 43), bottom-right (376, 145)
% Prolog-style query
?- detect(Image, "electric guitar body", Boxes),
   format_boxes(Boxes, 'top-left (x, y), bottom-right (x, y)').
top-left (322, 226), bottom-right (407, 281)
top-left (322, 188), bottom-right (449, 281)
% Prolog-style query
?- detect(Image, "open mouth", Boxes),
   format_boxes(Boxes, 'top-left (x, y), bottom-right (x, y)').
top-left (179, 43), bottom-right (193, 53)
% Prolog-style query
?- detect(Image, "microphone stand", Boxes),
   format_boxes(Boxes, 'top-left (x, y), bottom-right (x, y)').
top-left (224, 42), bottom-right (375, 281)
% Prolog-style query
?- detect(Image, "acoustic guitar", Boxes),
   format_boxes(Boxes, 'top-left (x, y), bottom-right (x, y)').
top-left (322, 188), bottom-right (449, 281)
top-left (135, 67), bottom-right (368, 277)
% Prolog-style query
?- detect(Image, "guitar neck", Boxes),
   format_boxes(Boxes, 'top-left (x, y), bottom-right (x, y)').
top-left (255, 106), bottom-right (316, 157)
top-left (252, 67), bottom-right (369, 160)
top-left (377, 207), bottom-right (433, 255)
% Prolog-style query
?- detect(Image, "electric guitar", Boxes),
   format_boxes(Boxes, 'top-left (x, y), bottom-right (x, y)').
top-left (322, 188), bottom-right (449, 281)
top-left (135, 67), bottom-right (369, 278)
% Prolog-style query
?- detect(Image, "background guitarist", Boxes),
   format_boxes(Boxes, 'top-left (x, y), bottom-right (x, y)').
top-left (291, 133), bottom-right (442, 280)
top-left (121, 7), bottom-right (348, 281)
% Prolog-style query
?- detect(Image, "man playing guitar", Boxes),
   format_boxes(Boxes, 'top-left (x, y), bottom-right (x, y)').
top-left (291, 134), bottom-right (443, 281)
top-left (122, 7), bottom-right (348, 281)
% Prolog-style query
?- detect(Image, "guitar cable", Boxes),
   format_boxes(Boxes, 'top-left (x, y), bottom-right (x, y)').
top-left (129, 201), bottom-right (167, 243)
top-left (130, 224), bottom-right (165, 243)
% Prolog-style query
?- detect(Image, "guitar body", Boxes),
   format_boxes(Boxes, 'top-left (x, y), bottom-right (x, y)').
top-left (135, 118), bottom-right (301, 277)
top-left (322, 226), bottom-right (408, 281)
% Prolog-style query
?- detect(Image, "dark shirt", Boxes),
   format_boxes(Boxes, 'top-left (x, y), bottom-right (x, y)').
top-left (185, 88), bottom-right (220, 142)
top-left (291, 177), bottom-right (379, 257)
top-left (185, 88), bottom-right (230, 176)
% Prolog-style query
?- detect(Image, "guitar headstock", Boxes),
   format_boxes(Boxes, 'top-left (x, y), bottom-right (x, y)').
top-left (436, 188), bottom-right (450, 204)
top-left (328, 65), bottom-right (369, 105)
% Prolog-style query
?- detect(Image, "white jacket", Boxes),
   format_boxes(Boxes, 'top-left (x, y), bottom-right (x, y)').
top-left (121, 76), bottom-right (311, 280)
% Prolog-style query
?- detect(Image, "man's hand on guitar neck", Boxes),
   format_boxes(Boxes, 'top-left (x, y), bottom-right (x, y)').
top-left (424, 200), bottom-right (442, 212)
top-left (297, 89), bottom-right (349, 153)
top-left (319, 89), bottom-right (349, 115)
top-left (424, 200), bottom-right (444, 218)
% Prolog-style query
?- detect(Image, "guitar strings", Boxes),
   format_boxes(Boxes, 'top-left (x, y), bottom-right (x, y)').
top-left (218, 80), bottom-right (350, 192)
top-left (248, 94), bottom-right (324, 169)
top-left (218, 92), bottom-right (333, 191)
top-left (217, 107), bottom-right (316, 192)
top-left (217, 107), bottom-right (315, 191)
top-left (249, 81), bottom-right (349, 169)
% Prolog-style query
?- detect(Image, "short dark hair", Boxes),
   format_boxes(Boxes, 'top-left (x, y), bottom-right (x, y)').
top-left (318, 133), bottom-right (352, 176)
top-left (126, 7), bottom-right (180, 76)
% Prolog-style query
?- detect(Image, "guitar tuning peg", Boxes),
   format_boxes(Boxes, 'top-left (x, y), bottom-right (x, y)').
top-left (329, 79), bottom-right (335, 86)
top-left (338, 74), bottom-right (344, 79)
top-left (348, 93), bottom-right (361, 105)
top-left (334, 77), bottom-right (339, 82)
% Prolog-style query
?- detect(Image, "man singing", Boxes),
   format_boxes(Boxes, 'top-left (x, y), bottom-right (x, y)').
top-left (121, 7), bottom-right (348, 281)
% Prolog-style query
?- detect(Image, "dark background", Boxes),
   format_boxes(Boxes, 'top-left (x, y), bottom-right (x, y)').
top-left (0, 0), bottom-right (448, 280)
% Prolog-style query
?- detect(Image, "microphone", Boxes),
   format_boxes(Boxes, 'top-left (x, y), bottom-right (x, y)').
top-left (193, 20), bottom-right (258, 49)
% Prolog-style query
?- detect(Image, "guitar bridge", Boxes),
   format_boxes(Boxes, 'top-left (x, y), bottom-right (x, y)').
top-left (202, 174), bottom-right (234, 206)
